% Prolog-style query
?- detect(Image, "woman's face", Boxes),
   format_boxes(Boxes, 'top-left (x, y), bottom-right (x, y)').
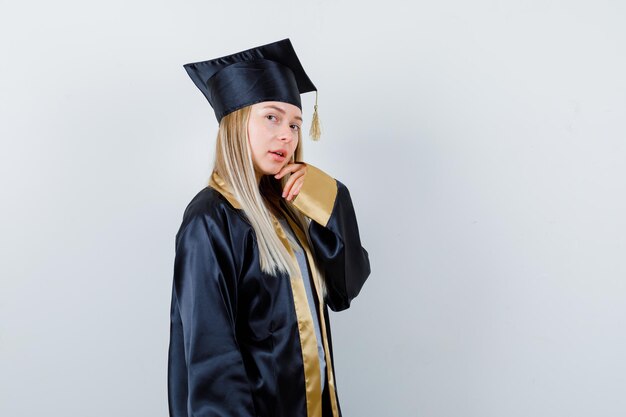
top-left (248, 101), bottom-right (302, 177)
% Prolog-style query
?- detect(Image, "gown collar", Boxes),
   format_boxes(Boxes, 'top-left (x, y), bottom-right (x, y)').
top-left (208, 170), bottom-right (285, 217)
top-left (208, 170), bottom-right (242, 209)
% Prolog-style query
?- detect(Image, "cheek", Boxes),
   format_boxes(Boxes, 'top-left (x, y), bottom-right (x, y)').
top-left (247, 126), bottom-right (266, 155)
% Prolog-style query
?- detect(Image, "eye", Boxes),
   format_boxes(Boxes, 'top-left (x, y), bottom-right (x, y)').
top-left (291, 124), bottom-right (300, 131)
top-left (266, 114), bottom-right (277, 122)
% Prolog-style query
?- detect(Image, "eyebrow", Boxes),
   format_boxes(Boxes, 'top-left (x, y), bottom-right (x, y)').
top-left (262, 105), bottom-right (303, 122)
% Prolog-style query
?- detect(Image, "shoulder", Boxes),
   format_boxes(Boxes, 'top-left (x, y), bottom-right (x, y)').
top-left (175, 186), bottom-right (251, 244)
top-left (182, 186), bottom-right (233, 219)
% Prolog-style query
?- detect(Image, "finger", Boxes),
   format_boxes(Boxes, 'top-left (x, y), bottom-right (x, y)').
top-left (293, 180), bottom-right (303, 196)
top-left (283, 167), bottom-right (305, 188)
top-left (284, 166), bottom-right (306, 199)
top-left (274, 163), bottom-right (299, 179)
top-left (282, 176), bottom-right (298, 199)
top-left (275, 161), bottom-right (307, 179)
top-left (274, 166), bottom-right (290, 179)
top-left (282, 171), bottom-right (305, 198)
top-left (287, 177), bottom-right (305, 201)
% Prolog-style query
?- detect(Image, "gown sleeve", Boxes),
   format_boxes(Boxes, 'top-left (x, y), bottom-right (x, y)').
top-left (291, 163), bottom-right (371, 312)
top-left (170, 213), bottom-right (256, 417)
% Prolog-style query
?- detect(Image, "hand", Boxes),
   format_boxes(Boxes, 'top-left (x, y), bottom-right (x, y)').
top-left (274, 162), bottom-right (307, 202)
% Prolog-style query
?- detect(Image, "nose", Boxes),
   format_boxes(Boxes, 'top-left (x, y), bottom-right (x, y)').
top-left (277, 123), bottom-right (295, 142)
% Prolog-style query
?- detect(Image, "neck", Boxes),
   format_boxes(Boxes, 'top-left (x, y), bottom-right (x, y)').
top-left (254, 169), bottom-right (263, 185)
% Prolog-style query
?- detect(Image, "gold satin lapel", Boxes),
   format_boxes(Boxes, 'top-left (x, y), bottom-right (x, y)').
top-left (208, 171), bottom-right (242, 209)
top-left (273, 215), bottom-right (323, 417)
top-left (285, 215), bottom-right (340, 417)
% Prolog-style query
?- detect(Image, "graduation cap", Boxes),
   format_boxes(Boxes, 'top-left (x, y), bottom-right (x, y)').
top-left (183, 38), bottom-right (321, 140)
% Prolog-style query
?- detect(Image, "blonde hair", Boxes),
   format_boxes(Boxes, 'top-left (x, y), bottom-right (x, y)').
top-left (212, 105), bottom-right (326, 296)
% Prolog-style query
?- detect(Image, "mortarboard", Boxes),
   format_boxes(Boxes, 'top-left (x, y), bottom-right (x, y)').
top-left (183, 38), bottom-right (321, 140)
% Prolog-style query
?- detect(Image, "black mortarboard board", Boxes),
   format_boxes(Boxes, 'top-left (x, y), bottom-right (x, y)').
top-left (183, 38), bottom-right (321, 140)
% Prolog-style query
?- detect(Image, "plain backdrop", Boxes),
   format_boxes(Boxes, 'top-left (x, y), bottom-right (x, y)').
top-left (1, 1), bottom-right (625, 416)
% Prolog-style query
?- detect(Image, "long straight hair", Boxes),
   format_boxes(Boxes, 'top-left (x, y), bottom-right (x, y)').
top-left (212, 105), bottom-right (326, 297)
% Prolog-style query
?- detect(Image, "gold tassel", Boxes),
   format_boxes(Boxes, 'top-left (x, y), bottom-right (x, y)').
top-left (309, 90), bottom-right (321, 141)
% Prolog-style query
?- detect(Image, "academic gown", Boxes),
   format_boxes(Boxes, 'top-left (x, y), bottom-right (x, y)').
top-left (167, 163), bottom-right (371, 417)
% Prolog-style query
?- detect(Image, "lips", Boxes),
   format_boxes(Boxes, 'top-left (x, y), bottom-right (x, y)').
top-left (269, 148), bottom-right (288, 157)
top-left (268, 149), bottom-right (287, 162)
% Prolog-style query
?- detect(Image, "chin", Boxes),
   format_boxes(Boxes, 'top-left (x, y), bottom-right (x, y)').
top-left (259, 166), bottom-right (280, 176)
top-left (257, 160), bottom-right (287, 176)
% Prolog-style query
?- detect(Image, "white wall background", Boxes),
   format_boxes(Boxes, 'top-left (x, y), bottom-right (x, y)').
top-left (1, 1), bottom-right (625, 416)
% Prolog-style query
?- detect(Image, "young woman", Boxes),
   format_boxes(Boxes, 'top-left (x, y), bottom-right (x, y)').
top-left (168, 38), bottom-right (371, 417)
